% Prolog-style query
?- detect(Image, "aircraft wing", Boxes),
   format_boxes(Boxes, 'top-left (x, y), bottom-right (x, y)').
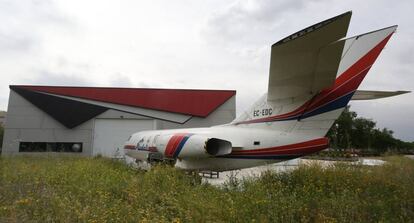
top-left (268, 11), bottom-right (352, 101)
top-left (351, 90), bottom-right (410, 100)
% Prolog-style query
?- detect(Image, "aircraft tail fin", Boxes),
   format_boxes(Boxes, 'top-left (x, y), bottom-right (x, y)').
top-left (233, 25), bottom-right (401, 138)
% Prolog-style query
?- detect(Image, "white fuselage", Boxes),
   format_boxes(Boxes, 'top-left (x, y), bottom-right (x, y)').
top-left (124, 124), bottom-right (328, 171)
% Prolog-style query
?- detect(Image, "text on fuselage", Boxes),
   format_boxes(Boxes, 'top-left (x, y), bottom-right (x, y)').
top-left (253, 108), bottom-right (273, 117)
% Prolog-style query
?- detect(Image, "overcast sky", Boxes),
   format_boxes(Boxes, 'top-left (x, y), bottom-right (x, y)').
top-left (0, 0), bottom-right (413, 141)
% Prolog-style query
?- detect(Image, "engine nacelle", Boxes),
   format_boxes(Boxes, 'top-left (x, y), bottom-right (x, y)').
top-left (156, 134), bottom-right (232, 159)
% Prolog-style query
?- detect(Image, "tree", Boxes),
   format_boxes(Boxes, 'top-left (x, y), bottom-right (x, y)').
top-left (327, 106), bottom-right (414, 155)
top-left (350, 117), bottom-right (376, 149)
top-left (371, 128), bottom-right (396, 154)
top-left (327, 106), bottom-right (356, 149)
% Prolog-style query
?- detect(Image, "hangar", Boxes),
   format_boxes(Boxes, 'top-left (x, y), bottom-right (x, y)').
top-left (1, 85), bottom-right (236, 157)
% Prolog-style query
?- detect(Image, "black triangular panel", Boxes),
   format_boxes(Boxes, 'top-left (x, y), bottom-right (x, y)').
top-left (11, 86), bottom-right (108, 129)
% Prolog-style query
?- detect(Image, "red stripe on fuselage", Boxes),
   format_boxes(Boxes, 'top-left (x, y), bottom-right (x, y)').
top-left (231, 143), bottom-right (328, 156)
top-left (165, 133), bottom-right (187, 158)
top-left (231, 138), bottom-right (329, 156)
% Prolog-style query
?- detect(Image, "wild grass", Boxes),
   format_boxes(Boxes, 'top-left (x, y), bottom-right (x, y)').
top-left (0, 156), bottom-right (413, 222)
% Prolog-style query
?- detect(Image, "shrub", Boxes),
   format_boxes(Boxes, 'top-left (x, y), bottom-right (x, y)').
top-left (0, 156), bottom-right (413, 222)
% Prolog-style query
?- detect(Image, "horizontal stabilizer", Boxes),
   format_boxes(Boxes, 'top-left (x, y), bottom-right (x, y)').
top-left (351, 90), bottom-right (410, 100)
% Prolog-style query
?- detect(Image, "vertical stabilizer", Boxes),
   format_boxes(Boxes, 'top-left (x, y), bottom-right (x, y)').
top-left (233, 23), bottom-right (397, 138)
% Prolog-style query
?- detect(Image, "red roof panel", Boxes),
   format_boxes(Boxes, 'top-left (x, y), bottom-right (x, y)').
top-left (14, 86), bottom-right (236, 117)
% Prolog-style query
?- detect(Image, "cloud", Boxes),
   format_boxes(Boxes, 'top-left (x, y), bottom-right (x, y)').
top-left (0, 65), bottom-right (92, 109)
top-left (25, 69), bottom-right (93, 87)
top-left (0, 0), bottom-right (74, 56)
top-left (0, 33), bottom-right (36, 53)
top-left (202, 0), bottom-right (323, 48)
top-left (0, 94), bottom-right (8, 111)
top-left (109, 74), bottom-right (134, 87)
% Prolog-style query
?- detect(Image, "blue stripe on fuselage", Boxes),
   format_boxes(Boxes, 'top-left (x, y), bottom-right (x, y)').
top-left (173, 134), bottom-right (193, 158)
top-left (300, 91), bottom-right (355, 119)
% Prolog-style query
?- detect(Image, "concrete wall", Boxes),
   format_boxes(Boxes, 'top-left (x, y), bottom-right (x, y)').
top-left (1, 91), bottom-right (236, 156)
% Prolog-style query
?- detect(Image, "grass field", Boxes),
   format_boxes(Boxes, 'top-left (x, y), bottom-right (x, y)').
top-left (0, 156), bottom-right (413, 222)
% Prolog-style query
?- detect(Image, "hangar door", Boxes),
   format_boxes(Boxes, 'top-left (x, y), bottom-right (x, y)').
top-left (93, 119), bottom-right (155, 157)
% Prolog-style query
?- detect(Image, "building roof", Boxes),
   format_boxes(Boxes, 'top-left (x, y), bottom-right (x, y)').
top-left (13, 85), bottom-right (235, 117)
top-left (10, 85), bottom-right (236, 128)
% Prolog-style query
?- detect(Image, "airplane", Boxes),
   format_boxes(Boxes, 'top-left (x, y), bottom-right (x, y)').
top-left (124, 11), bottom-right (409, 171)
